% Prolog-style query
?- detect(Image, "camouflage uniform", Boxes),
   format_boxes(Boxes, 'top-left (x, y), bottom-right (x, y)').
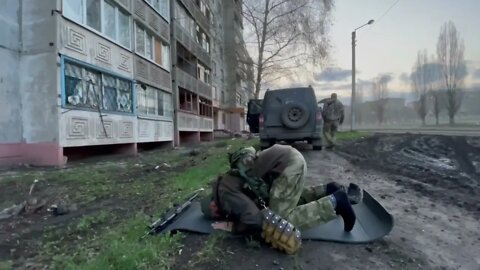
top-left (267, 147), bottom-right (336, 230)
top-left (319, 97), bottom-right (345, 148)
top-left (204, 144), bottom-right (338, 232)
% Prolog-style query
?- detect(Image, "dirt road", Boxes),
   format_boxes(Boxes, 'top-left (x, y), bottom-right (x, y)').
top-left (177, 134), bottom-right (480, 270)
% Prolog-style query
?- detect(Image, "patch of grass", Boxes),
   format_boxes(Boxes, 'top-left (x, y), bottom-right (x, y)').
top-left (188, 232), bottom-right (228, 268)
top-left (74, 210), bottom-right (110, 233)
top-left (0, 260), bottom-right (13, 270)
top-left (336, 131), bottom-right (368, 141)
top-left (44, 138), bottom-right (259, 269)
top-left (245, 236), bottom-right (261, 250)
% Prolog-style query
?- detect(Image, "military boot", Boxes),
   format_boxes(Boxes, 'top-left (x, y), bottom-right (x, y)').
top-left (332, 190), bottom-right (356, 232)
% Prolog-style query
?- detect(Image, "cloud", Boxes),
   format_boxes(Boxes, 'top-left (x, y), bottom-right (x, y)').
top-left (314, 68), bottom-right (352, 82)
top-left (316, 83), bottom-right (351, 91)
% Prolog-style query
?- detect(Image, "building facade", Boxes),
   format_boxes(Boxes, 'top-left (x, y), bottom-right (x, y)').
top-left (0, 0), bottom-right (253, 166)
top-left (220, 0), bottom-right (254, 133)
top-left (171, 0), bottom-right (214, 144)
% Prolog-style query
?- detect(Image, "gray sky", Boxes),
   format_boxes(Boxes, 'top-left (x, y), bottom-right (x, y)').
top-left (271, 0), bottom-right (480, 104)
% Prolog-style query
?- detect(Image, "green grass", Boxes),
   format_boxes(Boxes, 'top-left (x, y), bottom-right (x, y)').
top-left (43, 138), bottom-right (258, 270)
top-left (187, 232), bottom-right (228, 268)
top-left (0, 261), bottom-right (13, 270)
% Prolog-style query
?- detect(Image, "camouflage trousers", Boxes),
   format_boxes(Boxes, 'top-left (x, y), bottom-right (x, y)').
top-left (268, 149), bottom-right (336, 230)
top-left (323, 120), bottom-right (340, 147)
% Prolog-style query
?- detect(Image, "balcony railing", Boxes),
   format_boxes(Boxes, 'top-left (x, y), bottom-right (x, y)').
top-left (176, 67), bottom-right (212, 99)
top-left (179, 0), bottom-right (210, 32)
top-left (174, 22), bottom-right (211, 67)
top-left (177, 111), bottom-right (213, 132)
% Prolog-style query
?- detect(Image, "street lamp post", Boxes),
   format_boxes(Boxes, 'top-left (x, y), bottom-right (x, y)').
top-left (351, 19), bottom-right (374, 131)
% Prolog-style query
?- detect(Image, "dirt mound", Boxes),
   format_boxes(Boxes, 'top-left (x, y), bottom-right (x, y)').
top-left (339, 134), bottom-right (480, 216)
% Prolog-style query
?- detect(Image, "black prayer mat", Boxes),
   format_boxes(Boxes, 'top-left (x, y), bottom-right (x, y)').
top-left (163, 190), bottom-right (394, 243)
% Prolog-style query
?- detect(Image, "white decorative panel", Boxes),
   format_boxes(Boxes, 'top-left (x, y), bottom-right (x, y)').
top-left (119, 121), bottom-right (134, 138)
top-left (60, 110), bottom-right (137, 147)
top-left (66, 27), bottom-right (86, 55)
top-left (96, 120), bottom-right (114, 139)
top-left (118, 53), bottom-right (131, 72)
top-left (138, 120), bottom-right (150, 138)
top-left (67, 117), bottom-right (89, 139)
top-left (95, 42), bottom-right (111, 64)
top-left (59, 19), bottom-right (134, 78)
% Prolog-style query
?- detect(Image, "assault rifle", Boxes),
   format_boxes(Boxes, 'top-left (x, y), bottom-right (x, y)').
top-left (141, 188), bottom-right (204, 239)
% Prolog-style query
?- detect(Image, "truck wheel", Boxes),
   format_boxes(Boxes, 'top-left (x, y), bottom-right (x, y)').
top-left (281, 102), bottom-right (310, 129)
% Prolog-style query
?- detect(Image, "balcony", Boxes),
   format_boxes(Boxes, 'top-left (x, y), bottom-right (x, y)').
top-left (175, 67), bottom-right (212, 99)
top-left (174, 22), bottom-right (211, 67)
top-left (177, 111), bottom-right (213, 132)
top-left (179, 0), bottom-right (210, 32)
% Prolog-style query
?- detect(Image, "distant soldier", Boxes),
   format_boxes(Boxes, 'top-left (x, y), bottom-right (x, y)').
top-left (200, 145), bottom-right (361, 254)
top-left (318, 93), bottom-right (345, 149)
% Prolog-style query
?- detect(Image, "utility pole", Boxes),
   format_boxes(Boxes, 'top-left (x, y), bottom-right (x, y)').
top-left (351, 31), bottom-right (356, 131)
top-left (350, 19), bottom-right (374, 131)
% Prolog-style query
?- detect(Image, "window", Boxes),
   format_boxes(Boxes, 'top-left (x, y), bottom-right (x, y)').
top-left (221, 90), bottom-right (225, 103)
top-left (63, 0), bottom-right (131, 49)
top-left (103, 1), bottom-right (116, 39)
top-left (86, 0), bottom-right (101, 31)
top-left (145, 0), bottom-right (170, 21)
top-left (118, 10), bottom-right (130, 48)
top-left (212, 86), bottom-right (217, 100)
top-left (179, 88), bottom-right (198, 113)
top-left (64, 0), bottom-right (84, 23)
top-left (222, 112), bottom-right (226, 124)
top-left (64, 60), bottom-right (133, 113)
top-left (199, 97), bottom-right (212, 117)
top-left (175, 3), bottom-right (195, 38)
top-left (195, 24), bottom-right (210, 53)
top-left (197, 63), bottom-right (211, 84)
top-left (135, 23), bottom-right (170, 70)
top-left (136, 84), bottom-right (173, 117)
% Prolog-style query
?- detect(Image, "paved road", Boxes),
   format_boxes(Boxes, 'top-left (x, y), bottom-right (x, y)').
top-left (354, 127), bottom-right (480, 137)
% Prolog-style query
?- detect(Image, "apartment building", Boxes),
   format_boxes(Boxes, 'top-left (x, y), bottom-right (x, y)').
top-left (171, 0), bottom-right (214, 144)
top-left (0, 0), bottom-right (253, 166)
top-left (221, 0), bottom-right (254, 133)
top-left (0, 0), bottom-right (174, 166)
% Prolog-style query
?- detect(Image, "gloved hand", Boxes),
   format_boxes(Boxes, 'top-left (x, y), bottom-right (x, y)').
top-left (260, 208), bottom-right (302, 255)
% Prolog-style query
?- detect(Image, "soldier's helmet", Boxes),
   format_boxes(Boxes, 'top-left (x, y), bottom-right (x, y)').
top-left (229, 146), bottom-right (257, 168)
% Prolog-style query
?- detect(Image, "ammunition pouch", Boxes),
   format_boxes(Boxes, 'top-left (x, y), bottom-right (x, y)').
top-left (260, 208), bottom-right (302, 255)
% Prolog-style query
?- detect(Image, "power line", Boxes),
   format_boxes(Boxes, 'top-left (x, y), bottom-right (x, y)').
top-left (376, 0), bottom-right (401, 23)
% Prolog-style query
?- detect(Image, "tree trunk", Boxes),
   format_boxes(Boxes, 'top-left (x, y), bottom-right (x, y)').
top-left (254, 0), bottom-right (270, 99)
top-left (449, 115), bottom-right (455, 125)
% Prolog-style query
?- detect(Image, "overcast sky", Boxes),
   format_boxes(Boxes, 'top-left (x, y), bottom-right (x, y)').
top-left (266, 0), bottom-right (480, 104)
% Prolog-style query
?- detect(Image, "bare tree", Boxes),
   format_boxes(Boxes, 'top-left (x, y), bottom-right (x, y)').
top-left (436, 21), bottom-right (466, 125)
top-left (411, 50), bottom-right (429, 125)
top-left (371, 75), bottom-right (390, 124)
top-left (242, 0), bottom-right (334, 98)
top-left (429, 90), bottom-right (445, 125)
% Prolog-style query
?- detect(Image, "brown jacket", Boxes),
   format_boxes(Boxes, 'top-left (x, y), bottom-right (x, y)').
top-left (213, 144), bottom-right (294, 234)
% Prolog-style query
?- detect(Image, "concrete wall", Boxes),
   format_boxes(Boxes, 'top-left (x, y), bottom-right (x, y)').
top-left (0, 0), bottom-right (21, 143)
top-left (19, 0), bottom-right (59, 143)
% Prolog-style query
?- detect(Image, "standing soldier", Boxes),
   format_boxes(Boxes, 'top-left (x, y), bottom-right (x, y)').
top-left (201, 145), bottom-right (361, 254)
top-left (318, 93), bottom-right (345, 149)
